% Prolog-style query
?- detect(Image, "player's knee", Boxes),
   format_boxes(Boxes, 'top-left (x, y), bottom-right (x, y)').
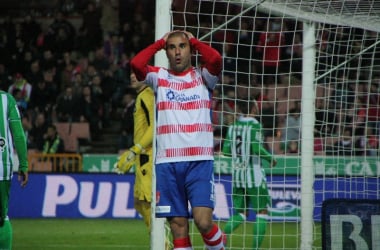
top-left (194, 218), bottom-right (213, 234)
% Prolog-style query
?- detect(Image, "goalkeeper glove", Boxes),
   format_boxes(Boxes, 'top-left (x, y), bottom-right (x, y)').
top-left (113, 149), bottom-right (136, 174)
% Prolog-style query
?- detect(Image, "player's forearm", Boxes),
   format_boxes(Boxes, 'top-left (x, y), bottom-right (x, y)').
top-left (252, 144), bottom-right (274, 163)
top-left (133, 127), bottom-right (153, 154)
top-left (10, 120), bottom-right (28, 171)
top-left (130, 39), bottom-right (166, 81)
top-left (189, 38), bottom-right (222, 75)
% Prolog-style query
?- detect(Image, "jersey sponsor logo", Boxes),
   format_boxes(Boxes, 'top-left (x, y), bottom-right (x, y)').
top-left (166, 89), bottom-right (200, 103)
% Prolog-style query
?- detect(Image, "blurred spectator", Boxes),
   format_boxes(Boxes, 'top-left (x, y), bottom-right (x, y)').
top-left (118, 89), bottom-right (135, 150)
top-left (46, 11), bottom-right (76, 55)
top-left (59, 0), bottom-right (80, 16)
top-left (103, 32), bottom-right (124, 65)
top-left (21, 115), bottom-right (33, 148)
top-left (257, 95), bottom-right (277, 138)
top-left (29, 112), bottom-right (49, 151)
top-left (329, 128), bottom-right (354, 156)
top-left (71, 72), bottom-right (84, 98)
top-left (8, 73), bottom-right (32, 106)
top-left (281, 106), bottom-right (301, 152)
top-left (24, 60), bottom-right (44, 86)
top-left (21, 14), bottom-right (42, 50)
top-left (365, 75), bottom-right (380, 132)
top-left (55, 85), bottom-right (79, 122)
top-left (9, 37), bottom-right (27, 74)
top-left (41, 69), bottom-right (60, 109)
top-left (92, 45), bottom-right (110, 74)
top-left (29, 80), bottom-right (55, 115)
top-left (256, 18), bottom-right (285, 85)
top-left (42, 124), bottom-right (65, 154)
top-left (57, 51), bottom-right (77, 90)
top-left (77, 84), bottom-right (103, 138)
top-left (285, 32), bottom-right (303, 80)
top-left (100, 0), bottom-right (120, 39)
top-left (78, 1), bottom-right (102, 54)
top-left (12, 88), bottom-right (28, 114)
top-left (40, 49), bottom-right (57, 72)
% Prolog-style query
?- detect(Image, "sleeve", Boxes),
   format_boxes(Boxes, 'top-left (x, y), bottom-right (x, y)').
top-left (8, 95), bottom-right (28, 171)
top-left (189, 38), bottom-right (222, 76)
top-left (130, 89), bottom-right (155, 154)
top-left (130, 39), bottom-right (166, 81)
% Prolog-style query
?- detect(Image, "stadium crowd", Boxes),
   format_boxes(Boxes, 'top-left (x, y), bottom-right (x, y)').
top-left (0, 0), bottom-right (155, 153)
top-left (0, 0), bottom-right (379, 156)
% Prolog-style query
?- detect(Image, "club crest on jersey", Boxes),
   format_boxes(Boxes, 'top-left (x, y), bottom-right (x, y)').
top-left (166, 89), bottom-right (200, 102)
top-left (0, 137), bottom-right (6, 152)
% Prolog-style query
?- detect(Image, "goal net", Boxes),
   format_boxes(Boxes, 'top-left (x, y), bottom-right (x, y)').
top-left (154, 0), bottom-right (380, 249)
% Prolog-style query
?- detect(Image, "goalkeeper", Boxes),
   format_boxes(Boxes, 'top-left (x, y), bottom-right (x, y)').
top-left (114, 72), bottom-right (154, 228)
top-left (222, 99), bottom-right (277, 249)
top-left (0, 90), bottom-right (28, 249)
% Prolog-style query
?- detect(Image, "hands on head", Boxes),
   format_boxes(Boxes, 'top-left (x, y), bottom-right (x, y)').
top-left (162, 30), bottom-right (194, 42)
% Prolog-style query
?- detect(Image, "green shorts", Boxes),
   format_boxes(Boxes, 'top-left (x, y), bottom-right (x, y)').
top-left (0, 181), bottom-right (11, 222)
top-left (232, 181), bottom-right (271, 214)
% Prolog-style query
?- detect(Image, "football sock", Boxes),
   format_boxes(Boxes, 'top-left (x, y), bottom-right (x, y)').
top-left (252, 215), bottom-right (267, 249)
top-left (223, 212), bottom-right (246, 234)
top-left (0, 217), bottom-right (12, 250)
top-left (173, 236), bottom-right (192, 250)
top-left (202, 223), bottom-right (224, 250)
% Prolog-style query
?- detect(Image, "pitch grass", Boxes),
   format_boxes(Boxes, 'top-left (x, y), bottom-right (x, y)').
top-left (11, 218), bottom-right (321, 249)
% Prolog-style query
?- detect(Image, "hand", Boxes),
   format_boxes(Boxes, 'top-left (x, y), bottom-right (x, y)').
top-left (270, 159), bottom-right (277, 168)
top-left (113, 149), bottom-right (136, 174)
top-left (183, 30), bottom-right (194, 39)
top-left (18, 170), bottom-right (28, 188)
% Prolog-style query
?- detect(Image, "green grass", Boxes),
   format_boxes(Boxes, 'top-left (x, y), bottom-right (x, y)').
top-left (11, 218), bottom-right (321, 249)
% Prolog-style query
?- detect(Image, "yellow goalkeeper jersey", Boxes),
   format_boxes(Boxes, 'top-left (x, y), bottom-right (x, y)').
top-left (133, 86), bottom-right (154, 202)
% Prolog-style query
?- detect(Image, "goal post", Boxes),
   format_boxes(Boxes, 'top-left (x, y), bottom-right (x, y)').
top-left (300, 21), bottom-right (316, 250)
top-left (152, 1), bottom-right (380, 249)
top-left (151, 0), bottom-right (171, 250)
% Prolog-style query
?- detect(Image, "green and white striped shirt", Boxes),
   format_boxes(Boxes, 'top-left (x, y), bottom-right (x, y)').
top-left (222, 116), bottom-right (274, 189)
top-left (0, 91), bottom-right (28, 181)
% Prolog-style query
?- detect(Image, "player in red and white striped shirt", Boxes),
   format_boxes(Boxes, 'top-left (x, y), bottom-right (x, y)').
top-left (131, 30), bottom-right (224, 250)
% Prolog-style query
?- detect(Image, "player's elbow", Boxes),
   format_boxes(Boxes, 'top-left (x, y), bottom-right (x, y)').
top-left (208, 54), bottom-right (222, 75)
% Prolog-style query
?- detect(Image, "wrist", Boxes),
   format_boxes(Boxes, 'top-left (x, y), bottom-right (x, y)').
top-left (130, 144), bottom-right (144, 154)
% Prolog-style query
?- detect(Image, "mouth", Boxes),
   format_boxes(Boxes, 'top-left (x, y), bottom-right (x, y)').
top-left (175, 57), bottom-right (181, 64)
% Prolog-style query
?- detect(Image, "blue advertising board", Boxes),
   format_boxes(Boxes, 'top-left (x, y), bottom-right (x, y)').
top-left (8, 173), bottom-right (379, 220)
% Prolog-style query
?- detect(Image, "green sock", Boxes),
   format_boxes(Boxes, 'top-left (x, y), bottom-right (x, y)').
top-left (0, 218), bottom-right (12, 250)
top-left (224, 213), bottom-right (245, 234)
top-left (252, 216), bottom-right (267, 249)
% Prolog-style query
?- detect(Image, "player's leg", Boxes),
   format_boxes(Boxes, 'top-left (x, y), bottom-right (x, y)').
top-left (188, 161), bottom-right (224, 250)
top-left (224, 187), bottom-right (247, 234)
top-left (156, 162), bottom-right (193, 249)
top-left (168, 216), bottom-right (192, 249)
top-left (0, 181), bottom-right (12, 249)
top-left (250, 182), bottom-right (271, 249)
top-left (134, 153), bottom-right (153, 228)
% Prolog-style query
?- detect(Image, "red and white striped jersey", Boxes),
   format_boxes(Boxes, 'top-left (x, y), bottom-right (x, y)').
top-left (146, 66), bottom-right (218, 163)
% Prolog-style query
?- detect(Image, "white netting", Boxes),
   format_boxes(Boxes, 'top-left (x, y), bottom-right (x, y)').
top-left (158, 0), bottom-right (380, 249)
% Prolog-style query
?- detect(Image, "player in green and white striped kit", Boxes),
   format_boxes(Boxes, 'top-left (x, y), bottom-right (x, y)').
top-left (222, 99), bottom-right (276, 249)
top-left (0, 90), bottom-right (28, 249)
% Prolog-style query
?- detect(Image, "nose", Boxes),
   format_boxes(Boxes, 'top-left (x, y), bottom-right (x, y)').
top-left (175, 47), bottom-right (180, 55)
